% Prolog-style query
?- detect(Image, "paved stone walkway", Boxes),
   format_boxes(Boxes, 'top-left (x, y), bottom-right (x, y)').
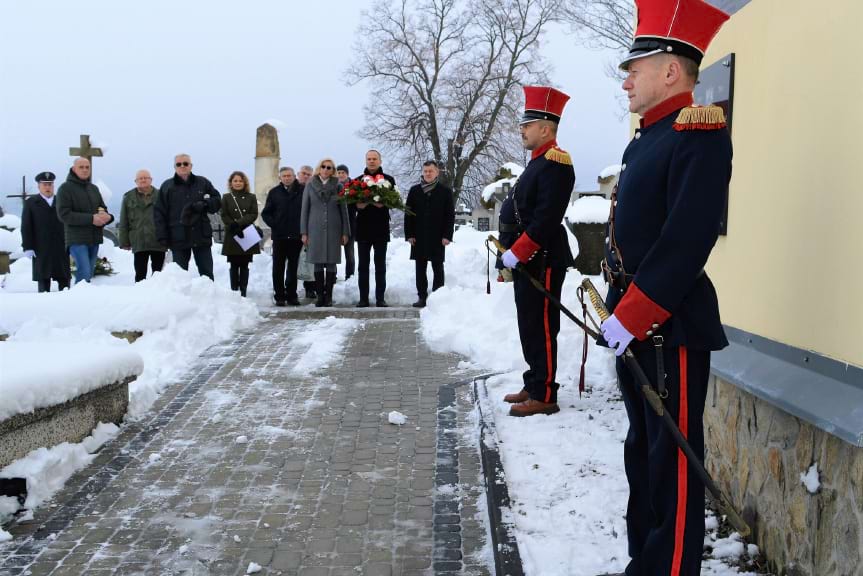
top-left (1, 308), bottom-right (490, 576)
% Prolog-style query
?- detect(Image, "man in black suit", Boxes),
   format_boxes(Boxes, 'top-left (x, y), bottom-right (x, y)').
top-left (21, 171), bottom-right (71, 292)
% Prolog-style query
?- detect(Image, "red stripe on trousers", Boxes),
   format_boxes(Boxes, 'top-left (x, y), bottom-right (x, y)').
top-left (671, 346), bottom-right (689, 575)
top-left (543, 268), bottom-right (553, 403)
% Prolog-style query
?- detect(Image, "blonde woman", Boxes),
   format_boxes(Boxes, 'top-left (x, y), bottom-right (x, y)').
top-left (300, 158), bottom-right (349, 306)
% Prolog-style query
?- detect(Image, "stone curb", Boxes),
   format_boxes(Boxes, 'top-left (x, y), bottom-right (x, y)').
top-left (472, 375), bottom-right (525, 576)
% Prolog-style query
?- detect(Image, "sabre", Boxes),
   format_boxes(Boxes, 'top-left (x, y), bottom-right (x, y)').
top-left (580, 277), bottom-right (751, 537)
top-left (486, 234), bottom-right (599, 341)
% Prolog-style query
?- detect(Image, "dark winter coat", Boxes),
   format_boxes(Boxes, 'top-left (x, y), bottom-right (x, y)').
top-left (261, 181), bottom-right (303, 240)
top-left (154, 173), bottom-right (221, 249)
top-left (404, 182), bottom-right (455, 262)
top-left (221, 190), bottom-right (261, 256)
top-left (55, 170), bottom-right (113, 247)
top-left (20, 194), bottom-right (71, 281)
top-left (354, 168), bottom-right (394, 243)
top-left (118, 187), bottom-right (166, 253)
top-left (300, 176), bottom-right (350, 264)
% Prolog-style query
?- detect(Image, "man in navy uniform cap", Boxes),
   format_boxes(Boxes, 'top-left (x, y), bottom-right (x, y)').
top-left (499, 85), bottom-right (575, 417)
top-left (21, 171), bottom-right (71, 292)
top-left (598, 0), bottom-right (732, 573)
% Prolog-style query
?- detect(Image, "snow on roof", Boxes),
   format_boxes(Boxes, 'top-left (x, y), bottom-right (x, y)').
top-left (599, 164), bottom-right (622, 179)
top-left (564, 196), bottom-right (611, 224)
top-left (501, 162), bottom-right (524, 176)
top-left (481, 163), bottom-right (525, 203)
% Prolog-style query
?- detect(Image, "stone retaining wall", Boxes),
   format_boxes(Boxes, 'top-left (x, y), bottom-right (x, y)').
top-left (0, 377), bottom-right (132, 468)
top-left (705, 374), bottom-right (863, 576)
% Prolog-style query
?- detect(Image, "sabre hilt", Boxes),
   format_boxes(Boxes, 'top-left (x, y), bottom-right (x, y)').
top-left (487, 234), bottom-right (505, 255)
top-left (580, 278), bottom-right (611, 322)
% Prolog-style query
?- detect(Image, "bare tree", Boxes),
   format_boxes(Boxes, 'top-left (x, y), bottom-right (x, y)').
top-left (559, 0), bottom-right (634, 52)
top-left (347, 0), bottom-right (559, 208)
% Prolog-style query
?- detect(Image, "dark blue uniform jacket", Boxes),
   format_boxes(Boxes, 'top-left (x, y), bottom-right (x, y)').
top-left (499, 140), bottom-right (575, 269)
top-left (604, 92), bottom-right (732, 351)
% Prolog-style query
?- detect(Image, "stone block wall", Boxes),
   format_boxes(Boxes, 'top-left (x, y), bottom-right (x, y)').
top-left (0, 377), bottom-right (131, 469)
top-left (705, 375), bottom-right (863, 576)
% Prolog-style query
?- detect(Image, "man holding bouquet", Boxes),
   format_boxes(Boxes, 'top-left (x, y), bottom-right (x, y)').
top-left (354, 149), bottom-right (395, 307)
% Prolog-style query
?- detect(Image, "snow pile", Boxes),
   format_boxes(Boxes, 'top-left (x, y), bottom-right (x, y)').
top-left (0, 338), bottom-right (143, 421)
top-left (2, 263), bottom-right (260, 418)
top-left (388, 411), bottom-right (407, 425)
top-left (0, 214), bottom-right (21, 229)
top-left (0, 228), bottom-right (21, 253)
top-left (565, 195), bottom-right (611, 224)
top-left (0, 422), bottom-right (119, 529)
top-left (800, 462), bottom-right (820, 493)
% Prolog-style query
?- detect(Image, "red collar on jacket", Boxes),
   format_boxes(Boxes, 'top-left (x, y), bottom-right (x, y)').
top-left (531, 138), bottom-right (558, 161)
top-left (640, 92), bottom-right (693, 129)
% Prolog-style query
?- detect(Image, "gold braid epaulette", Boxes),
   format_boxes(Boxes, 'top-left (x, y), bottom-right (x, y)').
top-left (673, 105), bottom-right (727, 131)
top-left (545, 146), bottom-right (572, 165)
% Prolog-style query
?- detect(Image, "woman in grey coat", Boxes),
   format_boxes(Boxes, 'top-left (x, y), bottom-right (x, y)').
top-left (301, 158), bottom-right (350, 307)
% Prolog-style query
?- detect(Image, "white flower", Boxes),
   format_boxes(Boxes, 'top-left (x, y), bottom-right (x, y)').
top-left (379, 180), bottom-right (392, 188)
top-left (373, 195), bottom-right (381, 202)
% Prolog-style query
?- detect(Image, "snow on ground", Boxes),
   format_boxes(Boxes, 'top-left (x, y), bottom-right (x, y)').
top-left (0, 422), bottom-right (120, 539)
top-left (420, 228), bottom-right (761, 575)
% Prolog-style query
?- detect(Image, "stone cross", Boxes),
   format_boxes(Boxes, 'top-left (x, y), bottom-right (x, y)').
top-left (69, 134), bottom-right (103, 177)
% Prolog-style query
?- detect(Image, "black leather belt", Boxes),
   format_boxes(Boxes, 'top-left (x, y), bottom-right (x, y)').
top-left (499, 222), bottom-right (522, 233)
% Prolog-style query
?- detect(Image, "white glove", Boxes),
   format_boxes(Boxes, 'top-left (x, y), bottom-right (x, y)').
top-left (601, 314), bottom-right (635, 357)
top-left (23, 250), bottom-right (35, 258)
top-left (501, 249), bottom-right (520, 269)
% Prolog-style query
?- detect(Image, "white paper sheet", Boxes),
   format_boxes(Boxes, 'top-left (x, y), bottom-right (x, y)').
top-left (234, 224), bottom-right (261, 252)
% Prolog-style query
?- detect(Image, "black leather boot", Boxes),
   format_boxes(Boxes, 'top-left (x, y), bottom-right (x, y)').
top-left (314, 271), bottom-right (325, 307)
top-left (325, 271), bottom-right (336, 306)
top-left (239, 267), bottom-right (249, 297)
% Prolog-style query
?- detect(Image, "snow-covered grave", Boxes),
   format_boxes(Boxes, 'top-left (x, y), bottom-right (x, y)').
top-left (0, 341), bottom-right (142, 468)
top-left (0, 214), bottom-right (22, 275)
top-left (564, 195), bottom-right (611, 276)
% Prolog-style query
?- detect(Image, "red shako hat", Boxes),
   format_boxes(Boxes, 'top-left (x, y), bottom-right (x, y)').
top-left (520, 86), bottom-right (570, 126)
top-left (620, 0), bottom-right (730, 70)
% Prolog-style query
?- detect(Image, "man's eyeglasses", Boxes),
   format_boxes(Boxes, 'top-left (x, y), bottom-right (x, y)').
top-left (175, 162), bottom-right (191, 167)
top-left (321, 165), bottom-right (334, 170)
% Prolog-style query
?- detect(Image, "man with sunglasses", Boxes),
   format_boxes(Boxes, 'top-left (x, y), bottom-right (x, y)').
top-left (154, 154), bottom-right (221, 279)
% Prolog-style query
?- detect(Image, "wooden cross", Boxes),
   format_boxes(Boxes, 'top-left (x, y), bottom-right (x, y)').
top-left (69, 134), bottom-right (103, 177)
top-left (5, 176), bottom-right (31, 210)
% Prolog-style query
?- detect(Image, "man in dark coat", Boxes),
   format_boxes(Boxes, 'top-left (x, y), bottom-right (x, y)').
top-left (20, 171), bottom-right (71, 292)
top-left (153, 154), bottom-right (221, 280)
top-left (598, 1), bottom-right (732, 574)
top-left (56, 158), bottom-right (114, 283)
top-left (337, 164), bottom-right (357, 280)
top-left (499, 86), bottom-right (575, 418)
top-left (262, 167), bottom-right (304, 305)
top-left (119, 169), bottom-right (167, 282)
top-left (404, 160), bottom-right (455, 308)
top-left (355, 149), bottom-right (394, 307)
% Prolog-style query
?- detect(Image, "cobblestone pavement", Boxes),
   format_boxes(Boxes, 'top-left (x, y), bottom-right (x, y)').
top-left (1, 307), bottom-right (491, 576)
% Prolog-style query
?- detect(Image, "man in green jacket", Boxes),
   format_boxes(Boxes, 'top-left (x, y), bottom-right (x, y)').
top-left (119, 169), bottom-right (167, 282)
top-left (56, 157), bottom-right (114, 283)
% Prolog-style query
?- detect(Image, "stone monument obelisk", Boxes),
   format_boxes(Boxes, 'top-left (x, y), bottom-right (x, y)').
top-left (254, 124), bottom-right (280, 233)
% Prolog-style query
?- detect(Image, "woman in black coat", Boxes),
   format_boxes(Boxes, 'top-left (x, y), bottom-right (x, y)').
top-left (404, 161), bottom-right (455, 307)
top-left (20, 173), bottom-right (71, 292)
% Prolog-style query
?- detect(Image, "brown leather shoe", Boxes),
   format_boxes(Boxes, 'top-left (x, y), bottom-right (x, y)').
top-left (508, 398), bottom-right (560, 417)
top-left (503, 390), bottom-right (529, 404)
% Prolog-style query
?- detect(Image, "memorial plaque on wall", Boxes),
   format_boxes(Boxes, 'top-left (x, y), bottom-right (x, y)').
top-left (694, 53), bottom-right (735, 234)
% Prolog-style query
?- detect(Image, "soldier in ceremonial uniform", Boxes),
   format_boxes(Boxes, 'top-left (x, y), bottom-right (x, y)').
top-left (598, 1), bottom-right (732, 574)
top-left (499, 86), bottom-right (575, 417)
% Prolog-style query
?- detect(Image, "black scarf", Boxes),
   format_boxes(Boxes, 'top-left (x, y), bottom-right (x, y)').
top-left (421, 178), bottom-right (438, 195)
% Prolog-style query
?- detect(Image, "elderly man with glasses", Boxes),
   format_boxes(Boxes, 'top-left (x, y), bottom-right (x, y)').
top-left (154, 154), bottom-right (221, 279)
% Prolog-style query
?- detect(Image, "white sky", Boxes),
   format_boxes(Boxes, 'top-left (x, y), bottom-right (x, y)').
top-left (0, 1), bottom-right (630, 216)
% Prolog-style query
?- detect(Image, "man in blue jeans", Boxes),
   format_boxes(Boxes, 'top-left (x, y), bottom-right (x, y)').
top-left (154, 154), bottom-right (221, 279)
top-left (56, 157), bottom-right (114, 283)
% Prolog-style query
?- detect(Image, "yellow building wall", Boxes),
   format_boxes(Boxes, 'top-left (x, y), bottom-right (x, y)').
top-left (700, 0), bottom-right (863, 366)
